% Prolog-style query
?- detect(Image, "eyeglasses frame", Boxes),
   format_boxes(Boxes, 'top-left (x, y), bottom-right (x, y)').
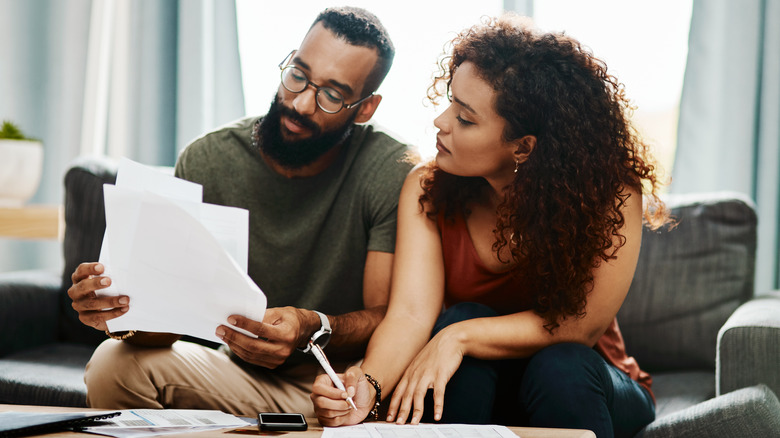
top-left (278, 50), bottom-right (374, 114)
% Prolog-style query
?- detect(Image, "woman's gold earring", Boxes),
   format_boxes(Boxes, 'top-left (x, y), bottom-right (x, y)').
top-left (514, 160), bottom-right (520, 173)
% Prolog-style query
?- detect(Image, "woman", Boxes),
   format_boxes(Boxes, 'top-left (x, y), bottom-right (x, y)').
top-left (312, 14), bottom-right (669, 438)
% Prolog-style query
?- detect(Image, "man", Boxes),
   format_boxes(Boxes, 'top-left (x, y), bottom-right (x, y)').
top-left (67, 7), bottom-right (413, 417)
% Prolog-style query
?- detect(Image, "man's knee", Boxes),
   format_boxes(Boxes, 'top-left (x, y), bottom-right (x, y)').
top-left (86, 340), bottom-right (133, 385)
top-left (85, 339), bottom-right (170, 408)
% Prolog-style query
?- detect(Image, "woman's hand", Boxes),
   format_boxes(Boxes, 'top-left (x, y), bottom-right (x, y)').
top-left (312, 366), bottom-right (375, 426)
top-left (387, 326), bottom-right (465, 424)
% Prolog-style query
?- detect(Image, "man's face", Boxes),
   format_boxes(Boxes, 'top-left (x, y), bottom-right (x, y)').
top-left (257, 23), bottom-right (380, 169)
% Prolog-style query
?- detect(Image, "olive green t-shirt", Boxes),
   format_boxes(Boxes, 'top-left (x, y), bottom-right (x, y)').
top-left (175, 116), bottom-right (412, 316)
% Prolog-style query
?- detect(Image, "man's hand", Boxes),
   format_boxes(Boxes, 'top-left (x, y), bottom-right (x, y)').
top-left (67, 262), bottom-right (129, 331)
top-left (216, 306), bottom-right (318, 368)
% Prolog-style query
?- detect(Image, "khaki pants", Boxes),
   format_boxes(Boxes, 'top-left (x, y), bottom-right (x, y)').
top-left (85, 339), bottom-right (329, 417)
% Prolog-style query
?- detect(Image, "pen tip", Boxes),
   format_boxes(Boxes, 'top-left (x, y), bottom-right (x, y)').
top-left (347, 397), bottom-right (357, 411)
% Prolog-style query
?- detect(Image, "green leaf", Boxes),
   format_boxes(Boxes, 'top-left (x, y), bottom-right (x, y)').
top-left (0, 120), bottom-right (38, 141)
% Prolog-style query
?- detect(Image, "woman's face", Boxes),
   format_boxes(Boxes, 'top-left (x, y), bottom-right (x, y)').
top-left (434, 62), bottom-right (518, 184)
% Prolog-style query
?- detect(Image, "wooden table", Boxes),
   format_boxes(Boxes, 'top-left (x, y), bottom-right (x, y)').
top-left (0, 205), bottom-right (62, 239)
top-left (0, 404), bottom-right (595, 438)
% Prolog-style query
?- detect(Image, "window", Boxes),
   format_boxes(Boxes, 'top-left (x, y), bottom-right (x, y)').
top-left (533, 0), bottom-right (693, 184)
top-left (237, 1), bottom-right (692, 177)
top-left (236, 1), bottom-right (502, 159)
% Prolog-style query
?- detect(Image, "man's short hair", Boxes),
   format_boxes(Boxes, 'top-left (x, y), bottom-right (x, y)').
top-left (312, 6), bottom-right (395, 96)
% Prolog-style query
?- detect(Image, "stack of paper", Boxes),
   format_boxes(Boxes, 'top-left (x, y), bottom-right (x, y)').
top-left (79, 409), bottom-right (251, 438)
top-left (97, 158), bottom-right (267, 344)
top-left (323, 423), bottom-right (521, 438)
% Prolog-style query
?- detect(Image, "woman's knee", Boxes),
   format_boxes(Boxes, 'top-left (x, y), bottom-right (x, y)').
top-left (521, 343), bottom-right (609, 397)
top-left (434, 302), bottom-right (498, 334)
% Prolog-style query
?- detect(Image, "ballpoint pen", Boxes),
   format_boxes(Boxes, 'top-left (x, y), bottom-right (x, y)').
top-left (309, 341), bottom-right (358, 411)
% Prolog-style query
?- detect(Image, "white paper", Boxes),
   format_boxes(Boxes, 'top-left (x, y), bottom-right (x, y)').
top-left (98, 158), bottom-right (265, 344)
top-left (115, 157), bottom-right (202, 202)
top-left (79, 409), bottom-right (250, 438)
top-left (323, 423), bottom-right (521, 438)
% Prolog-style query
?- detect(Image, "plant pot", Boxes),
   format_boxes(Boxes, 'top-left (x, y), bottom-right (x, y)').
top-left (0, 139), bottom-right (44, 207)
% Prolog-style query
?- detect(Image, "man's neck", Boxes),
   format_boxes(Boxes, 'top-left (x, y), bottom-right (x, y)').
top-left (260, 143), bottom-right (344, 179)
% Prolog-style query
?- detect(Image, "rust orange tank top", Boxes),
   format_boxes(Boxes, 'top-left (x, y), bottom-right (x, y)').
top-left (438, 211), bottom-right (654, 400)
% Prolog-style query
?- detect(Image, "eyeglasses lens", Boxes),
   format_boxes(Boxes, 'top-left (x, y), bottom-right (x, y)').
top-left (281, 66), bottom-right (344, 114)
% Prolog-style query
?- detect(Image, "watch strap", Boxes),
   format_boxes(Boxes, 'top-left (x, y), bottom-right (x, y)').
top-left (300, 310), bottom-right (331, 354)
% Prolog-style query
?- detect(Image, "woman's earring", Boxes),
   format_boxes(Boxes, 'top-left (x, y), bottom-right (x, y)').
top-left (514, 160), bottom-right (520, 173)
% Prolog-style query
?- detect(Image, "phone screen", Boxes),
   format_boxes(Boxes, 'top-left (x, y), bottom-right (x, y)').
top-left (258, 412), bottom-right (308, 431)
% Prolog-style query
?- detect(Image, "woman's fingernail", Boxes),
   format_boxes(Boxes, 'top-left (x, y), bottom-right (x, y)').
top-left (216, 328), bottom-right (225, 339)
top-left (227, 317), bottom-right (237, 325)
top-left (118, 297), bottom-right (128, 305)
top-left (100, 278), bottom-right (109, 286)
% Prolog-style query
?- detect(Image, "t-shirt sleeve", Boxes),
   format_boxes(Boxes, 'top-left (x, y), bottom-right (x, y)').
top-left (363, 145), bottom-right (414, 253)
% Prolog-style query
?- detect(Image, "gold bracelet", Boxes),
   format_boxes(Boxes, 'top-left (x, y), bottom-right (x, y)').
top-left (105, 330), bottom-right (136, 340)
top-left (364, 373), bottom-right (381, 421)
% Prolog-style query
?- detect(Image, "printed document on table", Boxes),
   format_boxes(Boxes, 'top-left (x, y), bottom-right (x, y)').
top-left (322, 423), bottom-right (521, 438)
top-left (78, 409), bottom-right (250, 438)
top-left (97, 158), bottom-right (266, 344)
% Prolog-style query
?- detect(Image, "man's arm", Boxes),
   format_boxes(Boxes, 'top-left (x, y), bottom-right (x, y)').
top-left (324, 250), bottom-right (393, 357)
top-left (217, 250), bottom-right (394, 367)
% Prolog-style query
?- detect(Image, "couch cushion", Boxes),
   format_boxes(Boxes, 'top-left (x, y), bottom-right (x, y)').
top-left (0, 343), bottom-right (95, 407)
top-left (0, 270), bottom-right (61, 357)
top-left (652, 370), bottom-right (715, 419)
top-left (59, 156), bottom-right (118, 346)
top-left (618, 192), bottom-right (757, 371)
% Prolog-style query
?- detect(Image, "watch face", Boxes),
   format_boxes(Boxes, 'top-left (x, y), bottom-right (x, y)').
top-left (313, 330), bottom-right (331, 347)
top-left (314, 332), bottom-right (330, 347)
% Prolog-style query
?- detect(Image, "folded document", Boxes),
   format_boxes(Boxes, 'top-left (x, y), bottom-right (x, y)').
top-left (97, 158), bottom-right (266, 344)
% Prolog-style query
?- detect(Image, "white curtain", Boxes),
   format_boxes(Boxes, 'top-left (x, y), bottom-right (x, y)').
top-left (672, 0), bottom-right (780, 292)
top-left (0, 0), bottom-right (245, 272)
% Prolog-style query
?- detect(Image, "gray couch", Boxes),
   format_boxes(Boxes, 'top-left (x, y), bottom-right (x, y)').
top-left (1, 157), bottom-right (779, 437)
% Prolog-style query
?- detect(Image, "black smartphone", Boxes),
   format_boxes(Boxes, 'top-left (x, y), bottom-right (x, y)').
top-left (257, 412), bottom-right (308, 431)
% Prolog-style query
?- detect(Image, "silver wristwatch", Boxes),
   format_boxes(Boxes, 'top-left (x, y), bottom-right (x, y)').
top-left (300, 310), bottom-right (332, 354)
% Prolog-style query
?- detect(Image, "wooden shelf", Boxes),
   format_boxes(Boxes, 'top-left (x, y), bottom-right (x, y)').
top-left (0, 205), bottom-right (63, 239)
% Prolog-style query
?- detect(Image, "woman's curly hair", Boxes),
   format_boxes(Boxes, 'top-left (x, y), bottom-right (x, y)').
top-left (420, 15), bottom-right (670, 333)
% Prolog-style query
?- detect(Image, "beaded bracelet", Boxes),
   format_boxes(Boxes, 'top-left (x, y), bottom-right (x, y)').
top-left (105, 330), bottom-right (136, 340)
top-left (364, 373), bottom-right (381, 421)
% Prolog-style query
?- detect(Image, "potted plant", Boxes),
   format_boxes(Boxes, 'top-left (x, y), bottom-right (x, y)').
top-left (0, 120), bottom-right (44, 206)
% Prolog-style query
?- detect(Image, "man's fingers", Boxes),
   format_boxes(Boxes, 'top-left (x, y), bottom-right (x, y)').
top-left (228, 314), bottom-right (271, 339)
top-left (78, 307), bottom-right (128, 331)
top-left (71, 262), bottom-right (104, 284)
top-left (68, 273), bottom-right (119, 303)
top-left (217, 327), bottom-right (285, 369)
top-left (70, 289), bottom-right (127, 312)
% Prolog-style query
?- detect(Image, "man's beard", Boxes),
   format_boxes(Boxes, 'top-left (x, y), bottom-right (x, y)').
top-left (254, 96), bottom-right (355, 169)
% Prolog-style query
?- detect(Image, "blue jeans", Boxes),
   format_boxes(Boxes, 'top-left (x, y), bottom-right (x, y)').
top-left (421, 303), bottom-right (655, 438)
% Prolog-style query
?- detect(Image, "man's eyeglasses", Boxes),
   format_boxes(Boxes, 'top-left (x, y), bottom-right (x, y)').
top-left (278, 50), bottom-right (374, 114)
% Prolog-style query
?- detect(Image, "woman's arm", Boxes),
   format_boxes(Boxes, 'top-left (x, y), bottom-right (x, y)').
top-left (362, 167), bottom-right (447, 388)
top-left (451, 186), bottom-right (643, 359)
top-left (386, 187), bottom-right (644, 423)
top-left (312, 166), bottom-right (446, 425)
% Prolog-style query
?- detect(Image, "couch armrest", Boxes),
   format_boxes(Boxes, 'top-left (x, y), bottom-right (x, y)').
top-left (0, 270), bottom-right (62, 356)
top-left (717, 291), bottom-right (780, 397)
top-left (638, 384), bottom-right (780, 438)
